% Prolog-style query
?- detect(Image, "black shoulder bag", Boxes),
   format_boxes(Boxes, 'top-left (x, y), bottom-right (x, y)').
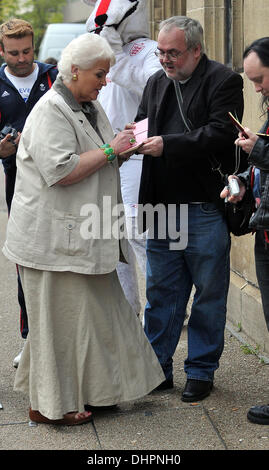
top-left (173, 80), bottom-right (255, 236)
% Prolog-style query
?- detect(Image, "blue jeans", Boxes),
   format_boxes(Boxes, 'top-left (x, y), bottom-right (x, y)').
top-left (144, 203), bottom-right (231, 382)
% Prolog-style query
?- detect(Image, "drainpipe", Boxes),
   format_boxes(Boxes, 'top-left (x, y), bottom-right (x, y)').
top-left (225, 0), bottom-right (232, 68)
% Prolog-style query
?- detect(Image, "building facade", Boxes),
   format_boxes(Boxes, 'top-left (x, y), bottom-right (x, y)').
top-left (63, 0), bottom-right (94, 23)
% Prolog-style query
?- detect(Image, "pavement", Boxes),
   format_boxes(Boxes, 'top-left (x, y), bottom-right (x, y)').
top-left (0, 169), bottom-right (268, 460)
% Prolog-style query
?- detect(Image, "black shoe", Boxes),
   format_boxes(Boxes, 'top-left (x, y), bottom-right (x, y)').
top-left (152, 378), bottom-right (174, 392)
top-left (247, 404), bottom-right (269, 425)
top-left (84, 404), bottom-right (118, 412)
top-left (181, 379), bottom-right (213, 402)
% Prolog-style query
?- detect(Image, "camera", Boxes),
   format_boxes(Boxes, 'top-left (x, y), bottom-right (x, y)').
top-left (228, 178), bottom-right (240, 197)
top-left (0, 124), bottom-right (18, 143)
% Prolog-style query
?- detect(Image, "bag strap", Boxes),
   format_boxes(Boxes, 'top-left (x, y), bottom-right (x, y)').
top-left (46, 71), bottom-right (53, 89)
top-left (174, 80), bottom-right (192, 132)
top-left (173, 79), bottom-right (240, 181)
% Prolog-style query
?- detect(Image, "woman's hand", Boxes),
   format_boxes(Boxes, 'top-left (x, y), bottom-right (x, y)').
top-left (110, 129), bottom-right (136, 156)
top-left (235, 128), bottom-right (259, 155)
top-left (124, 122), bottom-right (136, 130)
top-left (220, 175), bottom-right (246, 203)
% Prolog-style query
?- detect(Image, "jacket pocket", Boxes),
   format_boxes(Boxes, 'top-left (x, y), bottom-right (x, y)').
top-left (51, 214), bottom-right (89, 256)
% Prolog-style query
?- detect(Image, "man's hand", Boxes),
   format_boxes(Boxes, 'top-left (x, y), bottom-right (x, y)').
top-left (220, 175), bottom-right (246, 203)
top-left (0, 132), bottom-right (20, 159)
top-left (235, 128), bottom-right (258, 155)
top-left (139, 136), bottom-right (164, 157)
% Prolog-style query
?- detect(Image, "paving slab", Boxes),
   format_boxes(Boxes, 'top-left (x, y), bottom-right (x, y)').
top-left (92, 403), bottom-right (226, 450)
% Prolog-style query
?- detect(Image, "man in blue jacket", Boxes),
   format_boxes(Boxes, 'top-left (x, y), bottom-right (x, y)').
top-left (0, 19), bottom-right (57, 364)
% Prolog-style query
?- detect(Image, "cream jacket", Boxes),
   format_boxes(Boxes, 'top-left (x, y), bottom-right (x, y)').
top-left (3, 87), bottom-right (128, 274)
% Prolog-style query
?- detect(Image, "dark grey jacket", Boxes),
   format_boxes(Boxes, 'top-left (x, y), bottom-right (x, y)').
top-left (238, 115), bottom-right (269, 230)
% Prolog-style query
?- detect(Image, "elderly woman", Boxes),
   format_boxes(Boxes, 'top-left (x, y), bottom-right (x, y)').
top-left (3, 33), bottom-right (164, 426)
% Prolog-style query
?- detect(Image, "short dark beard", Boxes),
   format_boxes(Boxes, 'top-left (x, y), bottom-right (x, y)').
top-left (7, 61), bottom-right (34, 77)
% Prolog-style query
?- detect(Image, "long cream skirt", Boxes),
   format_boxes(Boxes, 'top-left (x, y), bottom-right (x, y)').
top-left (15, 267), bottom-right (164, 420)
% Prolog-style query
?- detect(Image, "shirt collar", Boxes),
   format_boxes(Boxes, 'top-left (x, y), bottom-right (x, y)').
top-left (53, 75), bottom-right (82, 112)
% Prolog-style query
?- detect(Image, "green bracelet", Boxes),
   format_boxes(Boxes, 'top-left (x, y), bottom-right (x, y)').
top-left (100, 144), bottom-right (116, 162)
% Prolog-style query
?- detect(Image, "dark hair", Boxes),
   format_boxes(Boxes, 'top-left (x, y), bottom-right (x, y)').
top-left (44, 57), bottom-right (57, 65)
top-left (243, 37), bottom-right (269, 112)
top-left (243, 37), bottom-right (269, 66)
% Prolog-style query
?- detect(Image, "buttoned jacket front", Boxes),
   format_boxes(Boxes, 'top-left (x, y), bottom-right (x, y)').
top-left (3, 85), bottom-right (128, 274)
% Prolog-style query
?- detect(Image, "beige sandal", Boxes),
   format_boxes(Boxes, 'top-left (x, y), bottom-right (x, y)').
top-left (29, 407), bottom-right (92, 426)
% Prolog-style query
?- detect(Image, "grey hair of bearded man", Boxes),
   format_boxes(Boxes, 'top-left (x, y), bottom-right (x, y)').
top-left (159, 16), bottom-right (205, 55)
top-left (57, 33), bottom-right (116, 83)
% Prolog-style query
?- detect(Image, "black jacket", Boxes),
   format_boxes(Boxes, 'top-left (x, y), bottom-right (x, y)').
top-left (136, 54), bottom-right (246, 210)
top-left (239, 115), bottom-right (269, 230)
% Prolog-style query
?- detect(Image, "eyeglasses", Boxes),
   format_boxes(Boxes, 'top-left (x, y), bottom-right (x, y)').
top-left (154, 48), bottom-right (190, 61)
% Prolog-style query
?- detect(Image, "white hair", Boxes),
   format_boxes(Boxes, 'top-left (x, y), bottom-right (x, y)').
top-left (58, 33), bottom-right (116, 82)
